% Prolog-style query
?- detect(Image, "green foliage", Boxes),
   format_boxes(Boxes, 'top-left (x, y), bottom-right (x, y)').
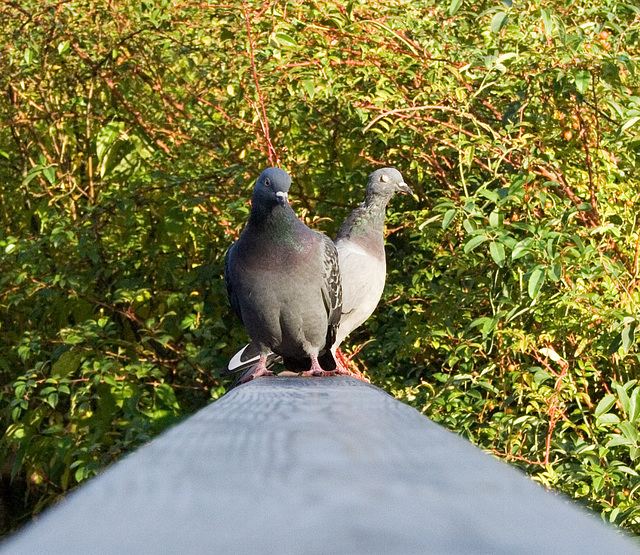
top-left (1, 0), bottom-right (640, 538)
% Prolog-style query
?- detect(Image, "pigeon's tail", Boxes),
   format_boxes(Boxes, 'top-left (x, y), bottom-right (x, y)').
top-left (222, 342), bottom-right (262, 376)
top-left (222, 343), bottom-right (280, 389)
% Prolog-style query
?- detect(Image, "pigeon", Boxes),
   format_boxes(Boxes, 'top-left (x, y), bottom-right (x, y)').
top-left (223, 168), bottom-right (412, 386)
top-left (332, 167), bottom-right (412, 350)
top-left (223, 168), bottom-right (342, 384)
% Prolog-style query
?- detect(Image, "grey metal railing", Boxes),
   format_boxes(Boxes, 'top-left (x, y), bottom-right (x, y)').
top-left (2, 376), bottom-right (638, 554)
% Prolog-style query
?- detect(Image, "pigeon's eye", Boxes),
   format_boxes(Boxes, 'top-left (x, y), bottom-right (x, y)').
top-left (264, 178), bottom-right (271, 187)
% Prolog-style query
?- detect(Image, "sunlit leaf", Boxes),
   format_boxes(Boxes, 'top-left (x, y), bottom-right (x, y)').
top-left (528, 267), bottom-right (546, 299)
top-left (595, 394), bottom-right (616, 418)
top-left (489, 241), bottom-right (505, 267)
top-left (275, 32), bottom-right (297, 47)
top-left (464, 234), bottom-right (489, 253)
top-left (448, 0), bottom-right (463, 16)
top-left (541, 9), bottom-right (553, 36)
top-left (490, 12), bottom-right (508, 34)
top-left (575, 69), bottom-right (590, 94)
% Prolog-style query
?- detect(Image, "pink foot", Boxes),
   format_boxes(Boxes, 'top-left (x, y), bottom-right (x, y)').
top-left (240, 355), bottom-right (275, 384)
top-left (301, 355), bottom-right (336, 377)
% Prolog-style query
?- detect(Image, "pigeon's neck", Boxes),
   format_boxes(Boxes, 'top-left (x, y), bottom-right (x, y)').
top-left (248, 202), bottom-right (304, 248)
top-left (337, 193), bottom-right (392, 242)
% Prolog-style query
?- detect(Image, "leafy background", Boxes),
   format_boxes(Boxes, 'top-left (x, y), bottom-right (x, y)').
top-left (1, 0), bottom-right (640, 538)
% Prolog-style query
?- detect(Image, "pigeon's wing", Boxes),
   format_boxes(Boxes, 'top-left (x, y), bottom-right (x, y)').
top-left (224, 244), bottom-right (243, 325)
top-left (320, 233), bottom-right (342, 350)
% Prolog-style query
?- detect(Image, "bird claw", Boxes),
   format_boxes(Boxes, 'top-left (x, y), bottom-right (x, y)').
top-left (239, 364), bottom-right (275, 384)
top-left (300, 355), bottom-right (337, 377)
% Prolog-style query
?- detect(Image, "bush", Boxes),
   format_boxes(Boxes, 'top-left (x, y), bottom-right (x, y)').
top-left (1, 0), bottom-right (639, 536)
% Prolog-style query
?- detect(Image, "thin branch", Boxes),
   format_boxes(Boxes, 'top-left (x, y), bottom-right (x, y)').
top-left (242, 1), bottom-right (280, 166)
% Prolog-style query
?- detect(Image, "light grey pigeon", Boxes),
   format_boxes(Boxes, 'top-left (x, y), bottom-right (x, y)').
top-left (332, 167), bottom-right (412, 351)
top-left (223, 168), bottom-right (342, 384)
top-left (223, 167), bottom-right (411, 386)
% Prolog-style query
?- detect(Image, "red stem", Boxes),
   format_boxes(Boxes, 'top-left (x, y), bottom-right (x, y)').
top-left (242, 1), bottom-right (280, 167)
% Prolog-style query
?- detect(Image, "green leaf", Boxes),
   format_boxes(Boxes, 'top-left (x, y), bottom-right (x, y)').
top-left (275, 32), bottom-right (297, 47)
top-left (533, 368), bottom-right (552, 384)
top-left (489, 242), bottom-right (505, 267)
top-left (470, 316), bottom-right (491, 329)
top-left (43, 166), bottom-right (56, 184)
top-left (449, 0), bottom-right (463, 16)
top-left (155, 383), bottom-right (181, 412)
top-left (464, 234), bottom-right (488, 253)
top-left (58, 41), bottom-right (70, 55)
top-left (46, 392), bottom-right (59, 409)
top-left (629, 387), bottom-right (640, 424)
top-left (490, 12), bottom-right (508, 34)
top-left (302, 80), bottom-right (315, 98)
top-left (539, 346), bottom-right (563, 363)
top-left (608, 334), bottom-right (623, 355)
top-left (575, 69), bottom-right (590, 94)
top-left (547, 263), bottom-right (562, 282)
top-left (614, 382), bottom-right (631, 416)
top-left (479, 188), bottom-right (499, 202)
top-left (75, 466), bottom-right (87, 482)
top-left (11, 443), bottom-right (29, 481)
top-left (606, 435), bottom-right (633, 447)
top-left (595, 394), bottom-right (616, 418)
top-left (592, 475), bottom-right (604, 492)
top-left (541, 9), bottom-right (553, 36)
top-left (618, 465), bottom-right (639, 476)
top-left (512, 239), bottom-right (532, 260)
top-left (462, 218), bottom-right (476, 233)
top-left (96, 122), bottom-right (123, 163)
top-left (621, 323), bottom-right (635, 354)
top-left (489, 210), bottom-right (502, 228)
top-left (597, 414), bottom-right (620, 425)
top-left (528, 267), bottom-right (546, 299)
top-left (619, 422), bottom-right (639, 443)
top-left (52, 350), bottom-right (82, 378)
top-left (621, 116), bottom-right (640, 133)
top-left (482, 316), bottom-right (498, 336)
top-left (442, 208), bottom-right (456, 229)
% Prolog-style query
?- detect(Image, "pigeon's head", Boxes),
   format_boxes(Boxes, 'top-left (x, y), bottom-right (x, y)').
top-left (253, 167), bottom-right (292, 208)
top-left (366, 168), bottom-right (413, 198)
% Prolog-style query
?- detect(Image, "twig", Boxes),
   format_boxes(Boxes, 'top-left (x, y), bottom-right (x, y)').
top-left (241, 1), bottom-right (280, 166)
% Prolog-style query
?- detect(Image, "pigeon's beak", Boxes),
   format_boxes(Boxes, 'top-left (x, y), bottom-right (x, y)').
top-left (275, 191), bottom-right (289, 207)
top-left (397, 182), bottom-right (413, 195)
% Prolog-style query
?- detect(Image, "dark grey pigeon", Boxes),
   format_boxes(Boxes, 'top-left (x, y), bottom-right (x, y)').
top-left (223, 168), bottom-right (411, 386)
top-left (332, 167), bottom-right (412, 351)
top-left (223, 168), bottom-right (342, 385)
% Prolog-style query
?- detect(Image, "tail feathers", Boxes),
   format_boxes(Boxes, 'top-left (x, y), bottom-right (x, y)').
top-left (225, 345), bottom-right (281, 391)
top-left (223, 343), bottom-right (280, 376)
top-left (222, 343), bottom-right (261, 376)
